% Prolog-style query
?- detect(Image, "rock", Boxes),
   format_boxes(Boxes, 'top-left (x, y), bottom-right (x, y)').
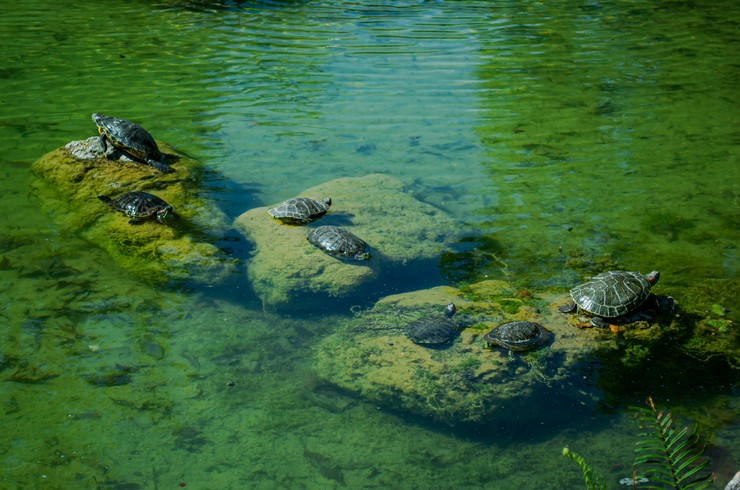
top-left (311, 280), bottom-right (628, 426)
top-left (31, 137), bottom-right (234, 285)
top-left (234, 173), bottom-right (462, 307)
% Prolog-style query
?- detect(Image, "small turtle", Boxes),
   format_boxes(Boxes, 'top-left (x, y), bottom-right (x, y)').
top-left (404, 303), bottom-right (458, 346)
top-left (92, 113), bottom-right (174, 173)
top-left (268, 197), bottom-right (331, 225)
top-left (307, 225), bottom-right (369, 260)
top-left (483, 321), bottom-right (550, 352)
top-left (559, 270), bottom-right (660, 327)
top-left (98, 191), bottom-right (174, 224)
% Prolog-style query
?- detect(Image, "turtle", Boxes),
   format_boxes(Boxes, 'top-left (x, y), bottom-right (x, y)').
top-left (98, 191), bottom-right (174, 224)
top-left (91, 113), bottom-right (174, 173)
top-left (307, 225), bottom-right (370, 260)
top-left (403, 303), bottom-right (458, 346)
top-left (559, 270), bottom-right (660, 327)
top-left (268, 197), bottom-right (331, 225)
top-left (483, 321), bottom-right (551, 352)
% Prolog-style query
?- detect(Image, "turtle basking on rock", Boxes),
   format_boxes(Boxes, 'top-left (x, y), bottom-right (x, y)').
top-left (268, 197), bottom-right (331, 225)
top-left (403, 303), bottom-right (459, 346)
top-left (483, 321), bottom-right (551, 352)
top-left (98, 191), bottom-right (175, 224)
top-left (559, 270), bottom-right (660, 327)
top-left (92, 113), bottom-right (174, 173)
top-left (307, 225), bottom-right (369, 260)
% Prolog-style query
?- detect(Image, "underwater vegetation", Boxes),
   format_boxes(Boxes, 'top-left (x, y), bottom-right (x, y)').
top-left (564, 396), bottom-right (714, 490)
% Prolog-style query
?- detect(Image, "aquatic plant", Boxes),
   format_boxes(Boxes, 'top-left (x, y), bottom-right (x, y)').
top-left (632, 396), bottom-right (714, 489)
top-left (564, 396), bottom-right (714, 489)
top-left (562, 446), bottom-right (608, 490)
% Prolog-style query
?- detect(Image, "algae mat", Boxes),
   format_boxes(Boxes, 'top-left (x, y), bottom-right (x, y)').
top-left (234, 173), bottom-right (463, 307)
top-left (31, 137), bottom-right (234, 285)
top-left (312, 280), bottom-right (683, 426)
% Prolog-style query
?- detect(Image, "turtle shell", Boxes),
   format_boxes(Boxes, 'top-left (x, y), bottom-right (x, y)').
top-left (570, 270), bottom-right (659, 318)
top-left (307, 225), bottom-right (369, 260)
top-left (483, 321), bottom-right (550, 352)
top-left (403, 303), bottom-right (458, 345)
top-left (268, 197), bottom-right (331, 225)
top-left (92, 113), bottom-right (173, 173)
top-left (98, 191), bottom-right (174, 224)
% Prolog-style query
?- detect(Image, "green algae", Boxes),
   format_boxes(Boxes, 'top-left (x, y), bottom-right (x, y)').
top-left (234, 173), bottom-right (464, 308)
top-left (31, 137), bottom-right (235, 285)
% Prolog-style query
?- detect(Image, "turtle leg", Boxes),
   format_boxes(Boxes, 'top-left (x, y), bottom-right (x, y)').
top-left (127, 217), bottom-right (144, 225)
top-left (558, 301), bottom-right (577, 313)
top-left (590, 316), bottom-right (611, 328)
top-left (146, 158), bottom-right (175, 174)
top-left (98, 134), bottom-right (111, 157)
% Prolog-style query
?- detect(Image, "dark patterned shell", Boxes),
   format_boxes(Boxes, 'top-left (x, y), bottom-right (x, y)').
top-left (307, 225), bottom-right (369, 260)
top-left (92, 113), bottom-right (172, 173)
top-left (268, 197), bottom-right (331, 225)
top-left (404, 303), bottom-right (457, 345)
top-left (570, 270), bottom-right (659, 318)
top-left (98, 191), bottom-right (174, 223)
top-left (483, 321), bottom-right (550, 352)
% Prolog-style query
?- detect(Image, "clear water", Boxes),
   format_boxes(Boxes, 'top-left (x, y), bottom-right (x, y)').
top-left (1, 0), bottom-right (738, 488)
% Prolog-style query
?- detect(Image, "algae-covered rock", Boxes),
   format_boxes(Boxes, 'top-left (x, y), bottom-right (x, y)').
top-left (31, 137), bottom-right (234, 284)
top-left (311, 280), bottom-right (677, 426)
top-left (234, 173), bottom-right (462, 307)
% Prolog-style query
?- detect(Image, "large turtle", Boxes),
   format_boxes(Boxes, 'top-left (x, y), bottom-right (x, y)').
top-left (559, 270), bottom-right (660, 327)
top-left (483, 321), bottom-right (551, 352)
top-left (268, 197), bottom-right (331, 225)
top-left (307, 225), bottom-right (369, 260)
top-left (92, 113), bottom-right (174, 173)
top-left (403, 303), bottom-right (458, 346)
top-left (98, 191), bottom-right (174, 224)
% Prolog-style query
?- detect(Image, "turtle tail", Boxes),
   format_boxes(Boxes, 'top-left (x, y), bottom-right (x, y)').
top-left (147, 159), bottom-right (175, 174)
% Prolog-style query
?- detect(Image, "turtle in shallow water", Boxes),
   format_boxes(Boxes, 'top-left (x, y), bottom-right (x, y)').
top-left (268, 197), bottom-right (331, 225)
top-left (483, 321), bottom-right (551, 352)
top-left (403, 303), bottom-right (458, 346)
top-left (307, 225), bottom-right (369, 260)
top-left (98, 191), bottom-right (174, 224)
top-left (559, 270), bottom-right (660, 327)
top-left (92, 113), bottom-right (174, 173)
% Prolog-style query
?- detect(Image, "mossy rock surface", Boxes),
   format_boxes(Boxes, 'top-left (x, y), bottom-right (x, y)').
top-left (233, 173), bottom-right (462, 307)
top-left (31, 137), bottom-right (234, 284)
top-left (312, 280), bottom-right (681, 426)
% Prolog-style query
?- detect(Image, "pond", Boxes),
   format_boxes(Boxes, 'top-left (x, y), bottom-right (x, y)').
top-left (1, 0), bottom-right (738, 488)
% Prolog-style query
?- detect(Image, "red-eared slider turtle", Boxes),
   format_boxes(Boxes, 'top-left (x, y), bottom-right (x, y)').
top-left (404, 303), bottom-right (458, 346)
top-left (559, 270), bottom-right (660, 327)
top-left (307, 225), bottom-right (370, 260)
top-left (92, 113), bottom-right (174, 173)
top-left (268, 197), bottom-right (331, 225)
top-left (483, 321), bottom-right (550, 352)
top-left (98, 191), bottom-right (174, 224)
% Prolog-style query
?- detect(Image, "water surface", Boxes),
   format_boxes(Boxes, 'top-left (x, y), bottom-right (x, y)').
top-left (1, 0), bottom-right (738, 488)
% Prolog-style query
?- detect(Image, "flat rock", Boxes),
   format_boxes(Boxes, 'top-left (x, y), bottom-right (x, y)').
top-left (233, 173), bottom-right (462, 307)
top-left (311, 280), bottom-right (679, 426)
top-left (31, 137), bottom-right (234, 285)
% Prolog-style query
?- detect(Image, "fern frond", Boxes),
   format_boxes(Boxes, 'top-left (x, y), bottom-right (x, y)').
top-left (562, 447), bottom-right (608, 490)
top-left (631, 396), bottom-right (714, 490)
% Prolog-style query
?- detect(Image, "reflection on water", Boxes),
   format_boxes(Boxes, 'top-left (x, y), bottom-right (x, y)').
top-left (0, 0), bottom-right (738, 487)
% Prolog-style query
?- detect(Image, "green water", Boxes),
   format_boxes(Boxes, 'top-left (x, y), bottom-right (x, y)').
top-left (1, 1), bottom-right (738, 488)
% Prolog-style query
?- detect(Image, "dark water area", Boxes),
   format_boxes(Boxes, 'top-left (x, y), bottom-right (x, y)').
top-left (1, 1), bottom-right (738, 488)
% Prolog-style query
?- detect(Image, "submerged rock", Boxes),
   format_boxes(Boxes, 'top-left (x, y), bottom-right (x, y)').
top-left (234, 173), bottom-right (462, 307)
top-left (311, 280), bottom-right (679, 426)
top-left (31, 137), bottom-right (234, 284)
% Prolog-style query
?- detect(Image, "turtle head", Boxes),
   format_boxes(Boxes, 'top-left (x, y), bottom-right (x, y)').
top-left (156, 205), bottom-right (174, 223)
top-left (323, 197), bottom-right (332, 207)
top-left (354, 251), bottom-right (370, 261)
top-left (444, 303), bottom-right (457, 318)
top-left (646, 270), bottom-right (660, 286)
top-left (91, 113), bottom-right (104, 124)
